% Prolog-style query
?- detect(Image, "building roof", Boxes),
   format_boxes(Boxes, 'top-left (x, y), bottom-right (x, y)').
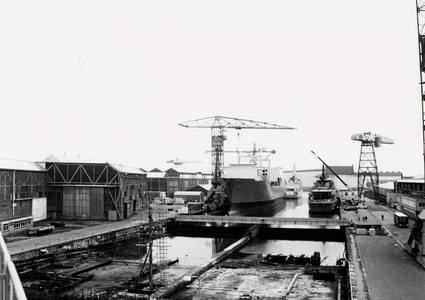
top-left (396, 178), bottom-right (425, 183)
top-left (147, 172), bottom-right (167, 178)
top-left (326, 166), bottom-right (355, 175)
top-left (0, 157), bottom-right (45, 172)
top-left (109, 164), bottom-right (146, 175)
top-left (186, 184), bottom-right (213, 194)
top-left (174, 191), bottom-right (204, 196)
top-left (378, 182), bottom-right (395, 189)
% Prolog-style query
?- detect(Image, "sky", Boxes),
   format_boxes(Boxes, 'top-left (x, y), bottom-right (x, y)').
top-left (0, 0), bottom-right (423, 176)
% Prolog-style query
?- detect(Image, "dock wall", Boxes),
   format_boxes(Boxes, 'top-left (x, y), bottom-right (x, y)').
top-left (152, 225), bottom-right (259, 299)
top-left (10, 225), bottom-right (141, 261)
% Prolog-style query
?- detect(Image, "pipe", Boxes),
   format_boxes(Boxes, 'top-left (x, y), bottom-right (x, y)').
top-left (284, 273), bottom-right (300, 297)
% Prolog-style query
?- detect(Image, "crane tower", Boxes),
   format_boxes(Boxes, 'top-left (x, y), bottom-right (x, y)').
top-left (416, 1), bottom-right (425, 181)
top-left (179, 116), bottom-right (296, 187)
top-left (351, 132), bottom-right (394, 200)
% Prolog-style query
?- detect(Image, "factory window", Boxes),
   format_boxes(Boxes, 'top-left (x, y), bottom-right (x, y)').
top-left (3, 224), bottom-right (9, 231)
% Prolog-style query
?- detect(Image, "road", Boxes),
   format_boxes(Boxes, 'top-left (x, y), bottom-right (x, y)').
top-left (341, 198), bottom-right (425, 300)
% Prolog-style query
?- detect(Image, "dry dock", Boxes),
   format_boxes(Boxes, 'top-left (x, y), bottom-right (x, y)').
top-left (4, 198), bottom-right (425, 300)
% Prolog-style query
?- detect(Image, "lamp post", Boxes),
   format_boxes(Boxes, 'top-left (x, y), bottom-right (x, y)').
top-left (182, 275), bottom-right (201, 299)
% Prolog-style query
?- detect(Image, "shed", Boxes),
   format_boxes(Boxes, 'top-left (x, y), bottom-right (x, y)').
top-left (173, 191), bottom-right (205, 202)
top-left (186, 184), bottom-right (212, 195)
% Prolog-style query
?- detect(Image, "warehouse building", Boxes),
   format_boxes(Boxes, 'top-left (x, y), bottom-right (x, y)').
top-left (42, 156), bottom-right (147, 221)
top-left (395, 178), bottom-right (425, 218)
top-left (0, 158), bottom-right (47, 235)
top-left (146, 168), bottom-right (212, 198)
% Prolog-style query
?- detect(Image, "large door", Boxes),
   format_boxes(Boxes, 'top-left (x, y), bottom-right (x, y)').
top-left (90, 187), bottom-right (104, 220)
top-left (63, 187), bottom-right (90, 219)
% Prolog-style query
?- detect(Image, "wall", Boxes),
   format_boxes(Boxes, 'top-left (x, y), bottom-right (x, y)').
top-left (386, 191), bottom-right (397, 207)
top-left (32, 197), bottom-right (47, 222)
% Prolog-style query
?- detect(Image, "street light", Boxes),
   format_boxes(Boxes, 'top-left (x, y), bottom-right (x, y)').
top-left (182, 275), bottom-right (201, 299)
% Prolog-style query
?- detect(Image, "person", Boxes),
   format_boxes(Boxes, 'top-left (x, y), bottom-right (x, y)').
top-left (365, 216), bottom-right (368, 222)
top-left (381, 214), bottom-right (384, 221)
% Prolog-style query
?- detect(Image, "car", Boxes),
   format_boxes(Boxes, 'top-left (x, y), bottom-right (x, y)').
top-left (357, 204), bottom-right (368, 209)
top-left (344, 206), bottom-right (359, 211)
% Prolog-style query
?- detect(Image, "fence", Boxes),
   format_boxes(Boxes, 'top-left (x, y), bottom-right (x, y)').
top-left (0, 232), bottom-right (27, 300)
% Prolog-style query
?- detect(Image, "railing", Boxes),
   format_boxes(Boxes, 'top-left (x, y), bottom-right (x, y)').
top-left (0, 232), bottom-right (27, 300)
top-left (175, 215), bottom-right (351, 227)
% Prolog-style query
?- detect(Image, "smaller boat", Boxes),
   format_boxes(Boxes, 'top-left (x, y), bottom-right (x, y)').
top-left (263, 251), bottom-right (321, 266)
top-left (283, 165), bottom-right (303, 199)
top-left (308, 165), bottom-right (340, 213)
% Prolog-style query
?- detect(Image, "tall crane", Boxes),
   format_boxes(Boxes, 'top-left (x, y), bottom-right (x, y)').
top-left (179, 116), bottom-right (296, 187)
top-left (416, 0), bottom-right (425, 181)
top-left (351, 132), bottom-right (394, 200)
top-left (411, 0), bottom-right (425, 258)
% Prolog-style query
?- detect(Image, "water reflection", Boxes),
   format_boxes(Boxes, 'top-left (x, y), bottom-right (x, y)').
top-left (109, 191), bottom-right (345, 267)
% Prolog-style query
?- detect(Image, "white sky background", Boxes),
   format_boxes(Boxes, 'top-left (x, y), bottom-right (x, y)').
top-left (0, 0), bottom-right (423, 176)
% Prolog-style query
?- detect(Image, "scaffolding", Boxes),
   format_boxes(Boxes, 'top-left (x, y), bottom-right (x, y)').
top-left (133, 208), bottom-right (168, 293)
top-left (153, 211), bottom-right (168, 286)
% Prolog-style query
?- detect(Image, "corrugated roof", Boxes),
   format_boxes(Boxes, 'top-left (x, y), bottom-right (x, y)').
top-left (0, 157), bottom-right (45, 172)
top-left (396, 178), bottom-right (424, 183)
top-left (109, 164), bottom-right (146, 175)
top-left (147, 172), bottom-right (167, 178)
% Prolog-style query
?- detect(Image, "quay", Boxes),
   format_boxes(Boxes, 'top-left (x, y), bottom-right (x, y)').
top-left (3, 197), bottom-right (425, 299)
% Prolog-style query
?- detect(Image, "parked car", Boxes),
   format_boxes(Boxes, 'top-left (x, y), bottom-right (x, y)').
top-left (357, 204), bottom-right (368, 209)
top-left (344, 206), bottom-right (359, 211)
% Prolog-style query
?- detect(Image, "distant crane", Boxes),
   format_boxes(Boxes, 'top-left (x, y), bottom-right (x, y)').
top-left (351, 132), bottom-right (394, 200)
top-left (166, 159), bottom-right (202, 166)
top-left (179, 116), bottom-right (296, 193)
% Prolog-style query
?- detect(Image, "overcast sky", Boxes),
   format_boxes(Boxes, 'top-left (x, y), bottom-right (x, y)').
top-left (0, 0), bottom-right (423, 176)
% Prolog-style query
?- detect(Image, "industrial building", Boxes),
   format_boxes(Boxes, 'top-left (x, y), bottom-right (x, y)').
top-left (283, 166), bottom-right (358, 191)
top-left (0, 155), bottom-right (213, 230)
top-left (41, 156), bottom-right (147, 221)
top-left (0, 158), bottom-right (47, 235)
top-left (387, 178), bottom-right (425, 218)
top-left (146, 168), bottom-right (213, 197)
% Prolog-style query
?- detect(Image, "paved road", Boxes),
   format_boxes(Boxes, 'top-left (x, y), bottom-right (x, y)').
top-left (341, 198), bottom-right (424, 300)
top-left (356, 235), bottom-right (424, 300)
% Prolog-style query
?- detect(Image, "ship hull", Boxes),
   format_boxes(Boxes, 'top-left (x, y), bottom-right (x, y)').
top-left (282, 188), bottom-right (303, 199)
top-left (308, 199), bottom-right (339, 213)
top-left (224, 178), bottom-right (286, 216)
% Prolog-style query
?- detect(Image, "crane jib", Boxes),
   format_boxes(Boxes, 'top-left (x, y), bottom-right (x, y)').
top-left (311, 151), bottom-right (349, 188)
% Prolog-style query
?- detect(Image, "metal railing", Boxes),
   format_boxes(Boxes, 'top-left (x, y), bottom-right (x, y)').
top-left (0, 232), bottom-right (27, 300)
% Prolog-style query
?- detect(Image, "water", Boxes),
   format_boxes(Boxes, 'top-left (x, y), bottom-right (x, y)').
top-left (108, 191), bottom-right (345, 267)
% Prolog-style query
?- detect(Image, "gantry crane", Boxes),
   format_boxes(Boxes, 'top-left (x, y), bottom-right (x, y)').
top-left (179, 116), bottom-right (296, 193)
top-left (351, 132), bottom-right (394, 200)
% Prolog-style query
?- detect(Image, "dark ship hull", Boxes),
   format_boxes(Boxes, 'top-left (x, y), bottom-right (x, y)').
top-left (224, 178), bottom-right (286, 216)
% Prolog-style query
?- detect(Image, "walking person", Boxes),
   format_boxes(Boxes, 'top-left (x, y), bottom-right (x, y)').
top-left (381, 214), bottom-right (384, 221)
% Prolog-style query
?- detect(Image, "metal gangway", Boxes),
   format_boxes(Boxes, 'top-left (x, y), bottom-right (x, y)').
top-left (174, 215), bottom-right (351, 227)
top-left (0, 232), bottom-right (27, 300)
